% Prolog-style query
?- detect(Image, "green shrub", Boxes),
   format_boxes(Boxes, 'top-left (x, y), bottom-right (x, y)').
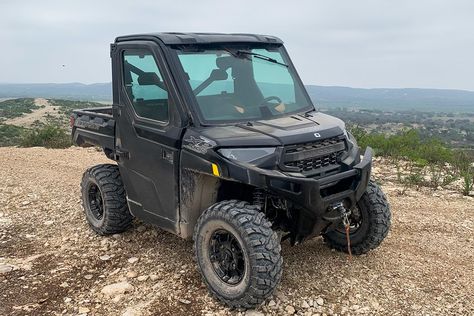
top-left (404, 171), bottom-right (425, 188)
top-left (0, 124), bottom-right (26, 146)
top-left (350, 127), bottom-right (453, 164)
top-left (453, 151), bottom-right (474, 196)
top-left (350, 126), bottom-right (473, 195)
top-left (20, 124), bottom-right (72, 149)
top-left (0, 98), bottom-right (38, 119)
top-left (48, 99), bottom-right (105, 117)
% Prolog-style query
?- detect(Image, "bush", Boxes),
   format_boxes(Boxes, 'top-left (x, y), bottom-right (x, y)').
top-left (0, 124), bottom-right (26, 146)
top-left (350, 127), bottom-right (453, 164)
top-left (20, 124), bottom-right (72, 149)
top-left (351, 126), bottom-right (473, 195)
top-left (453, 151), bottom-right (474, 196)
top-left (48, 99), bottom-right (105, 117)
top-left (0, 98), bottom-right (38, 119)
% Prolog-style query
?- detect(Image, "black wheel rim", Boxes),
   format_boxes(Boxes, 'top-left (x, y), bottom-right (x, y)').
top-left (336, 204), bottom-right (363, 234)
top-left (209, 229), bottom-right (245, 285)
top-left (87, 183), bottom-right (104, 221)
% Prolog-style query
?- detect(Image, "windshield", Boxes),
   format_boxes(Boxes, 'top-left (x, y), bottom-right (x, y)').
top-left (175, 46), bottom-right (313, 123)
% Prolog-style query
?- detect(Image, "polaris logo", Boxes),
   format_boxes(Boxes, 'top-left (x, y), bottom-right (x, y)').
top-left (314, 133), bottom-right (321, 138)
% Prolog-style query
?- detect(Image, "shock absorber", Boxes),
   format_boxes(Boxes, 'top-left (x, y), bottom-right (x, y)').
top-left (253, 188), bottom-right (265, 210)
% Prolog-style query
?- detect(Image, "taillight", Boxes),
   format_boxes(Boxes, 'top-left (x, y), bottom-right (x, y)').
top-left (69, 116), bottom-right (75, 128)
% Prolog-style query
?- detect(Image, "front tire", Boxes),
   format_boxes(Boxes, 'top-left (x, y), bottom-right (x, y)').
top-left (323, 180), bottom-right (391, 255)
top-left (193, 200), bottom-right (282, 309)
top-left (81, 164), bottom-right (133, 235)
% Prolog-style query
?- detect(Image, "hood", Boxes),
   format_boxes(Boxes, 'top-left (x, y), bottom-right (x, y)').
top-left (195, 112), bottom-right (346, 148)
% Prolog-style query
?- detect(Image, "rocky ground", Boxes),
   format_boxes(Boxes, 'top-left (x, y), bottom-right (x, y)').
top-left (0, 147), bottom-right (473, 316)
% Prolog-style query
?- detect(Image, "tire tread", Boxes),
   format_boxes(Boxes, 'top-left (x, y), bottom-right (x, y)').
top-left (193, 200), bottom-right (282, 309)
top-left (80, 164), bottom-right (132, 235)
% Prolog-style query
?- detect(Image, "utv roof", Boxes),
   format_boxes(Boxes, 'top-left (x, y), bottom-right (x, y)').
top-left (115, 32), bottom-right (283, 45)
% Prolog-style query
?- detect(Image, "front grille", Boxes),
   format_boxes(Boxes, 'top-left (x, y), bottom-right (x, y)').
top-left (283, 137), bottom-right (346, 175)
top-left (285, 152), bottom-right (339, 171)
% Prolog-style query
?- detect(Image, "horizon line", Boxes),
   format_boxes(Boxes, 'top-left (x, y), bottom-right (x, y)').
top-left (0, 82), bottom-right (473, 93)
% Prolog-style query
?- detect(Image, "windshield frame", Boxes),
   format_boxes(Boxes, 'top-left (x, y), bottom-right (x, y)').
top-left (168, 43), bottom-right (315, 126)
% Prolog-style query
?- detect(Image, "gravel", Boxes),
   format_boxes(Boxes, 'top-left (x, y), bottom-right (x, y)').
top-left (0, 147), bottom-right (473, 315)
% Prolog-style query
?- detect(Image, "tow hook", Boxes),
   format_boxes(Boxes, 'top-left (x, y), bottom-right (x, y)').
top-left (328, 202), bottom-right (353, 260)
top-left (334, 202), bottom-right (351, 221)
top-left (323, 202), bottom-right (350, 221)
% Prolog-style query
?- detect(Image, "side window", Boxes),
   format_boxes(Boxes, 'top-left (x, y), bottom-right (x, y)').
top-left (123, 50), bottom-right (169, 122)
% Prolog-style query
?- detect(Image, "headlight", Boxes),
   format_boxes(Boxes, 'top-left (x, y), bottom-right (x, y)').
top-left (347, 131), bottom-right (358, 148)
top-left (218, 147), bottom-right (276, 163)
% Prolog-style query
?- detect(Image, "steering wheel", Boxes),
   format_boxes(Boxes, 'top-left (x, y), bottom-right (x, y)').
top-left (259, 96), bottom-right (282, 106)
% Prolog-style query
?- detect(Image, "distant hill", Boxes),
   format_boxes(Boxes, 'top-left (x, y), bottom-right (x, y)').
top-left (1, 83), bottom-right (473, 112)
top-left (0, 83), bottom-right (111, 101)
top-left (306, 85), bottom-right (474, 112)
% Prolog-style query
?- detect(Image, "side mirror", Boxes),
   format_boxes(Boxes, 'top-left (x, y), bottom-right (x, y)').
top-left (138, 72), bottom-right (162, 85)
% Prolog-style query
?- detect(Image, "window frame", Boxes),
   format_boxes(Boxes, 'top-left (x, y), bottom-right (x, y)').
top-left (121, 48), bottom-right (171, 125)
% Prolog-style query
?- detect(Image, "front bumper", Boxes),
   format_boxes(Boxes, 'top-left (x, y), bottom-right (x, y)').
top-left (225, 147), bottom-right (373, 218)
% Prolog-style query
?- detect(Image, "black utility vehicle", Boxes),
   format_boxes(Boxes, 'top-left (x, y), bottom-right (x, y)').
top-left (72, 33), bottom-right (391, 308)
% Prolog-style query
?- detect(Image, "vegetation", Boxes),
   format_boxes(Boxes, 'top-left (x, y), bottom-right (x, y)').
top-left (0, 98), bottom-right (39, 119)
top-left (49, 99), bottom-right (105, 117)
top-left (453, 151), bottom-right (474, 196)
top-left (323, 108), bottom-right (474, 149)
top-left (20, 124), bottom-right (72, 149)
top-left (351, 128), bottom-right (454, 164)
top-left (0, 124), bottom-right (27, 146)
top-left (351, 127), bottom-right (474, 196)
top-left (0, 98), bottom-right (105, 147)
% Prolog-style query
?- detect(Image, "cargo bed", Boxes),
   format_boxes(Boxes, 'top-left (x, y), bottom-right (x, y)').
top-left (71, 107), bottom-right (115, 154)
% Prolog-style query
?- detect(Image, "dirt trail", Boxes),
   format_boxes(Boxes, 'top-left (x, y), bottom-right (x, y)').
top-left (0, 147), bottom-right (473, 315)
top-left (4, 98), bottom-right (61, 126)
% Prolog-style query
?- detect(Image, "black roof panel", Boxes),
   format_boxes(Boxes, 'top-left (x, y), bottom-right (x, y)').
top-left (115, 32), bottom-right (283, 45)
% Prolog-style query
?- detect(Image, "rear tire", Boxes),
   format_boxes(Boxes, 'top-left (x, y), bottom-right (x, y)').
top-left (323, 180), bottom-right (391, 255)
top-left (81, 164), bottom-right (133, 235)
top-left (193, 200), bottom-right (282, 309)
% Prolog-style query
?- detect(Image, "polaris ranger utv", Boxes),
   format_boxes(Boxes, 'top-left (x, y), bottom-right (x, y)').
top-left (71, 32), bottom-right (391, 308)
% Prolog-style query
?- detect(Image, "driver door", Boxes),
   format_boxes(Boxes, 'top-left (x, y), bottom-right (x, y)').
top-left (112, 43), bottom-right (183, 234)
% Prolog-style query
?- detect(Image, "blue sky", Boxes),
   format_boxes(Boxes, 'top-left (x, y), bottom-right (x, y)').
top-left (1, 0), bottom-right (473, 90)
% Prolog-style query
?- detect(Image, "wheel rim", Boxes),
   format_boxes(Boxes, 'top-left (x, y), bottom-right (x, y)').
top-left (336, 204), bottom-right (363, 234)
top-left (208, 229), bottom-right (245, 285)
top-left (87, 183), bottom-right (104, 221)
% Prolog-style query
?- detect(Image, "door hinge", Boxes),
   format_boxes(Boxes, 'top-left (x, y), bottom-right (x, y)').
top-left (115, 149), bottom-right (129, 160)
top-left (110, 43), bottom-right (117, 58)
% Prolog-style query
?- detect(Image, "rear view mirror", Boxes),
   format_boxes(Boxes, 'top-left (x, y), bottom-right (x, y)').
top-left (216, 56), bottom-right (234, 70)
top-left (193, 69), bottom-right (228, 96)
top-left (209, 69), bottom-right (228, 81)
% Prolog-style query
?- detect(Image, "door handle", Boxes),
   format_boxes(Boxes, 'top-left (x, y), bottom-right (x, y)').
top-left (162, 149), bottom-right (174, 164)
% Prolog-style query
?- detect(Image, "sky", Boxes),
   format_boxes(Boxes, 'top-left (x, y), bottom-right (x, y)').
top-left (1, 0), bottom-right (473, 91)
